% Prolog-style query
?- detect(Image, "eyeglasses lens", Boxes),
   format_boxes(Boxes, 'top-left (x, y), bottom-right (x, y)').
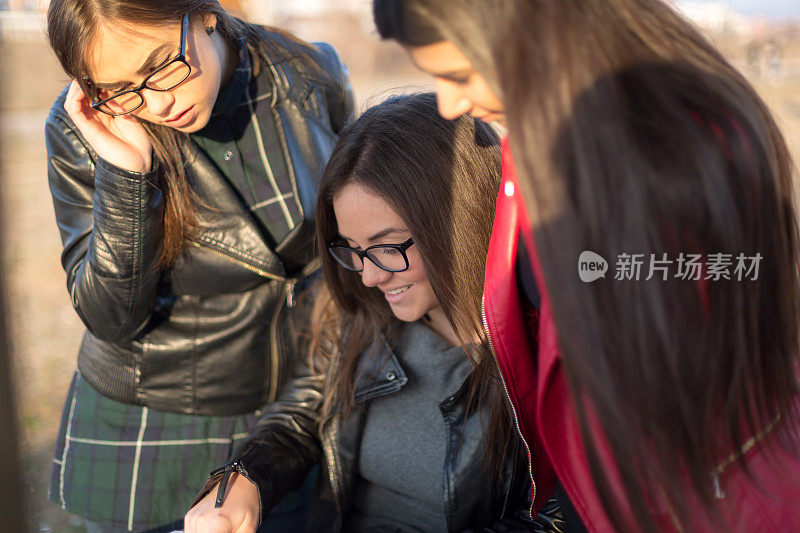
top-left (97, 90), bottom-right (143, 115)
top-left (98, 61), bottom-right (191, 115)
top-left (366, 247), bottom-right (407, 271)
top-left (146, 61), bottom-right (191, 90)
top-left (329, 247), bottom-right (363, 271)
top-left (329, 246), bottom-right (408, 272)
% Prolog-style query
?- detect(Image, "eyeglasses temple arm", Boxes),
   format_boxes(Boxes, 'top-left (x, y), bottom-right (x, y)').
top-left (180, 13), bottom-right (189, 55)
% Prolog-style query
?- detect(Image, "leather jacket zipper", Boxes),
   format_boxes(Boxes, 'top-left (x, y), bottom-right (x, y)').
top-left (267, 282), bottom-right (291, 401)
top-left (481, 296), bottom-right (536, 519)
top-left (321, 417), bottom-right (344, 522)
top-left (189, 242), bottom-right (318, 402)
top-left (709, 413), bottom-right (781, 499)
top-left (190, 241), bottom-right (289, 282)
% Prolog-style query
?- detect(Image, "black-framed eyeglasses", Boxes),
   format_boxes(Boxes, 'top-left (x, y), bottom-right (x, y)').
top-left (327, 238), bottom-right (416, 273)
top-left (89, 13), bottom-right (191, 116)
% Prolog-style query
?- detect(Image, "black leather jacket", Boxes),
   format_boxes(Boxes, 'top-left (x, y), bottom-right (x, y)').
top-left (45, 31), bottom-right (355, 415)
top-left (199, 324), bottom-right (564, 532)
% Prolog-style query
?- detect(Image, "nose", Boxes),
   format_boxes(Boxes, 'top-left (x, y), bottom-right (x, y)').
top-left (140, 88), bottom-right (175, 117)
top-left (434, 78), bottom-right (472, 120)
top-left (359, 259), bottom-right (392, 288)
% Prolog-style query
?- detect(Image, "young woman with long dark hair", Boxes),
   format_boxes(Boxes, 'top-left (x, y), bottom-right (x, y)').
top-left (374, 1), bottom-right (800, 531)
top-left (184, 93), bottom-right (563, 532)
top-left (44, 0), bottom-right (354, 530)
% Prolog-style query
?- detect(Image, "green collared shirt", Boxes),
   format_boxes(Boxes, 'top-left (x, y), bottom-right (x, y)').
top-left (192, 40), bottom-right (300, 246)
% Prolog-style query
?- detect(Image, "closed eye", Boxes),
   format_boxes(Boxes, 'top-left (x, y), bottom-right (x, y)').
top-left (436, 72), bottom-right (473, 85)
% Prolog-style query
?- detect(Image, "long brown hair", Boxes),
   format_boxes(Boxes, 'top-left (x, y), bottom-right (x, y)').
top-left (376, 0), bottom-right (800, 529)
top-left (47, 0), bottom-right (325, 266)
top-left (313, 93), bottom-right (512, 477)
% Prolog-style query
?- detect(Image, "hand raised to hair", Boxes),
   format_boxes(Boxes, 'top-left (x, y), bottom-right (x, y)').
top-left (184, 473), bottom-right (260, 533)
top-left (64, 80), bottom-right (153, 173)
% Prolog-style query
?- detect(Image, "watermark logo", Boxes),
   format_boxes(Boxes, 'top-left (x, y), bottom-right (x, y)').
top-left (578, 250), bottom-right (609, 282)
top-left (577, 251), bottom-right (762, 282)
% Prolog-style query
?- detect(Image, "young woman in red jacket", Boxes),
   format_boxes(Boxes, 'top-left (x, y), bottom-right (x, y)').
top-left (374, 1), bottom-right (800, 531)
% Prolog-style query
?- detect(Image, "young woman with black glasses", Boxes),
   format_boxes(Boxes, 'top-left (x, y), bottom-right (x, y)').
top-left (44, 0), bottom-right (354, 530)
top-left (184, 93), bottom-right (564, 533)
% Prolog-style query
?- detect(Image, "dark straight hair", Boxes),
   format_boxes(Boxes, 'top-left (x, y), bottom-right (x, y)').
top-left (312, 93), bottom-right (511, 478)
top-left (376, 0), bottom-right (800, 529)
top-left (46, 0), bottom-right (324, 266)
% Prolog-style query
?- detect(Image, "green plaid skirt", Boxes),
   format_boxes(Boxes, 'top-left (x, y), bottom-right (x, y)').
top-left (49, 372), bottom-right (259, 531)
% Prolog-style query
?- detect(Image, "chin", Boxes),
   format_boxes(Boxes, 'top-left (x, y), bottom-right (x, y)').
top-left (389, 305), bottom-right (424, 323)
top-left (182, 108), bottom-right (211, 133)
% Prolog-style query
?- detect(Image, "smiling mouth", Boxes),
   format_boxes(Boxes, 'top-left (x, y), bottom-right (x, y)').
top-left (386, 285), bottom-right (411, 295)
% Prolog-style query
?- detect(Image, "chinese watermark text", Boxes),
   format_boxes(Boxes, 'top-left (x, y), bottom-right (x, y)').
top-left (578, 251), bottom-right (762, 282)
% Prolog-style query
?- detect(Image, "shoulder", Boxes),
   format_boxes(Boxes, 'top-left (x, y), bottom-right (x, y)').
top-left (251, 26), bottom-right (347, 88)
top-left (307, 41), bottom-right (348, 81)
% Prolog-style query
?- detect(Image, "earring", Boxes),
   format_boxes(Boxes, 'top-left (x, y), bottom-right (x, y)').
top-left (206, 25), bottom-right (215, 35)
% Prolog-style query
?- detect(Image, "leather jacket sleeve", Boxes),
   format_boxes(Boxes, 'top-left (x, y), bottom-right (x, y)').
top-left (46, 91), bottom-right (164, 346)
top-left (190, 42), bottom-right (354, 514)
top-left (192, 288), bottom-right (330, 520)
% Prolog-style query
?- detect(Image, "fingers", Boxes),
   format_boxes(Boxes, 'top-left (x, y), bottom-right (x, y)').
top-left (65, 79), bottom-right (103, 129)
top-left (64, 80), bottom-right (84, 118)
top-left (63, 78), bottom-right (153, 172)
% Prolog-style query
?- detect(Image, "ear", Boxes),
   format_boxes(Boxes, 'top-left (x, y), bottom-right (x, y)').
top-left (201, 13), bottom-right (218, 32)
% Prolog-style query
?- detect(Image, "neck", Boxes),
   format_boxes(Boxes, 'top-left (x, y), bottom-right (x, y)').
top-left (214, 31), bottom-right (237, 88)
top-left (423, 307), bottom-right (461, 347)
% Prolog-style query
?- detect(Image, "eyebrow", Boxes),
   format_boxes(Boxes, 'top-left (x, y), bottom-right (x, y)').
top-left (367, 227), bottom-right (407, 241)
top-left (409, 56), bottom-right (473, 80)
top-left (92, 43), bottom-right (173, 90)
top-left (136, 43), bottom-right (173, 75)
top-left (432, 69), bottom-right (473, 80)
top-left (338, 227), bottom-right (407, 245)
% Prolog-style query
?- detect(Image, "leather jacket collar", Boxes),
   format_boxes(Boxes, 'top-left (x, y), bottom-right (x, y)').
top-left (353, 338), bottom-right (408, 404)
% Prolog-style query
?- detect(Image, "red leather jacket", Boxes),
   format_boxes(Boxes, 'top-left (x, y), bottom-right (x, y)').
top-left (482, 138), bottom-right (800, 532)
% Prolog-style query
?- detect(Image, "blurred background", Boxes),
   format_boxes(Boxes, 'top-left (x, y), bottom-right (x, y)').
top-left (0, 0), bottom-right (798, 531)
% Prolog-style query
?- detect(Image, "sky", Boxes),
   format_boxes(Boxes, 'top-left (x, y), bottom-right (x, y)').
top-left (682, 0), bottom-right (800, 16)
